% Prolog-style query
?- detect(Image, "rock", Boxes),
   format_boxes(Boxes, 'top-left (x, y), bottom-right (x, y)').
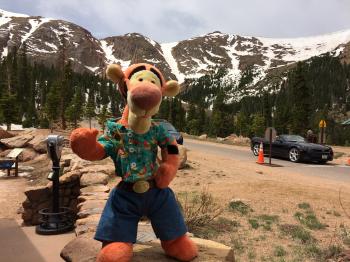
top-left (0, 134), bottom-right (34, 148)
top-left (78, 194), bottom-right (109, 203)
top-left (199, 134), bottom-right (207, 140)
top-left (77, 207), bottom-right (104, 219)
top-left (80, 165), bottom-right (115, 177)
top-left (76, 214), bottom-right (101, 225)
top-left (19, 166), bottom-right (35, 172)
top-left (0, 149), bottom-right (12, 157)
top-left (22, 199), bottom-right (31, 209)
top-left (80, 173), bottom-right (109, 187)
top-left (19, 148), bottom-right (39, 162)
top-left (80, 185), bottom-right (110, 194)
top-left (24, 186), bottom-right (50, 202)
top-left (60, 236), bottom-right (234, 262)
top-left (75, 215), bottom-right (101, 236)
top-left (21, 209), bottom-right (33, 222)
top-left (0, 127), bottom-right (14, 139)
top-left (178, 145), bottom-right (188, 169)
top-left (27, 132), bottom-right (50, 153)
top-left (217, 137), bottom-right (225, 142)
top-left (338, 250), bottom-right (350, 262)
top-left (59, 170), bottom-right (81, 184)
top-left (60, 236), bottom-right (101, 262)
top-left (77, 200), bottom-right (107, 211)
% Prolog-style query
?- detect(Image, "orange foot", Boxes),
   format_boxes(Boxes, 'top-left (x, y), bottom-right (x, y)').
top-left (161, 235), bottom-right (198, 261)
top-left (96, 242), bottom-right (133, 262)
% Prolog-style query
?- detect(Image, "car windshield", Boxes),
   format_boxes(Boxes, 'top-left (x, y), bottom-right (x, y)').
top-left (283, 135), bottom-right (306, 142)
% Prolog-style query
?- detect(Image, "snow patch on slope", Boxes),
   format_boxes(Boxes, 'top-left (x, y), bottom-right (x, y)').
top-left (100, 40), bottom-right (130, 69)
top-left (161, 42), bottom-right (185, 83)
top-left (21, 18), bottom-right (51, 44)
top-left (257, 29), bottom-right (350, 62)
top-left (0, 9), bottom-right (29, 18)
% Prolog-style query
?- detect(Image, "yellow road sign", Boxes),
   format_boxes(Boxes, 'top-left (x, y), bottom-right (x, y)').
top-left (319, 120), bottom-right (326, 128)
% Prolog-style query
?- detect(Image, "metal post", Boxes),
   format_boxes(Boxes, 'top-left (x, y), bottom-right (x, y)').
top-left (48, 143), bottom-right (60, 213)
top-left (269, 129), bottom-right (272, 165)
top-left (52, 166), bottom-right (60, 213)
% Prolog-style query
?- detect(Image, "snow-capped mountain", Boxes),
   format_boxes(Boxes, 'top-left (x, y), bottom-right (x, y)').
top-left (1, 8), bottom-right (350, 84)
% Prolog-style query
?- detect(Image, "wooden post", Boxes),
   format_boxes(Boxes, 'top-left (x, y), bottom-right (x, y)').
top-left (15, 157), bottom-right (18, 177)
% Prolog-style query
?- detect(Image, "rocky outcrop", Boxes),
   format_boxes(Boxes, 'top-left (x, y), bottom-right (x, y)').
top-left (0, 127), bottom-right (14, 139)
top-left (60, 236), bottom-right (235, 262)
top-left (21, 171), bottom-right (81, 225)
top-left (0, 134), bottom-right (34, 148)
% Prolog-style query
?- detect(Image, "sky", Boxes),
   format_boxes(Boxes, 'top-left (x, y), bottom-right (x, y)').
top-left (0, 0), bottom-right (350, 43)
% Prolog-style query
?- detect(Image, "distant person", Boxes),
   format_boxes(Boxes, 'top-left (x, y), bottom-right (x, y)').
top-left (306, 129), bottom-right (317, 143)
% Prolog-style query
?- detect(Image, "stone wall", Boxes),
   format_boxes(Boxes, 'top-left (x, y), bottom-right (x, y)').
top-left (21, 170), bottom-right (82, 225)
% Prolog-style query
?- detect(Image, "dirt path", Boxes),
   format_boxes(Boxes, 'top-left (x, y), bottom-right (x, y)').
top-left (0, 176), bottom-right (27, 220)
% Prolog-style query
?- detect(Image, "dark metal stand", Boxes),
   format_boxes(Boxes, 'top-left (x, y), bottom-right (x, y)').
top-left (36, 143), bottom-right (74, 235)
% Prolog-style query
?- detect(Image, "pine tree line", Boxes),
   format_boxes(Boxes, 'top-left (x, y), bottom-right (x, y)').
top-left (176, 55), bottom-right (350, 145)
top-left (0, 43), bottom-right (123, 131)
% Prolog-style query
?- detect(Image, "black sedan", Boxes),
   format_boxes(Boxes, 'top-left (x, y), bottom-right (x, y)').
top-left (154, 119), bottom-right (184, 145)
top-left (251, 134), bottom-right (333, 163)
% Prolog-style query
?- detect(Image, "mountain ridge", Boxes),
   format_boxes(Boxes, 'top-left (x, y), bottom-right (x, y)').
top-left (1, 8), bottom-right (350, 84)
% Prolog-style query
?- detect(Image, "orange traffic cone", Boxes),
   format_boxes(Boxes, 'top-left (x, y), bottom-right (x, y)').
top-left (257, 142), bottom-right (265, 164)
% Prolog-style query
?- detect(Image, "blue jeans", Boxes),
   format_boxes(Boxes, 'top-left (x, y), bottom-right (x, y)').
top-left (94, 186), bottom-right (187, 243)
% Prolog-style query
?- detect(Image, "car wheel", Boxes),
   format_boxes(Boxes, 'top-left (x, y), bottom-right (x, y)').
top-left (253, 143), bottom-right (260, 156)
top-left (318, 160), bottom-right (327, 164)
top-left (289, 148), bottom-right (300, 162)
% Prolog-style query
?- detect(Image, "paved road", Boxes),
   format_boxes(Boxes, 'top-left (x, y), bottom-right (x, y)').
top-left (184, 139), bottom-right (350, 183)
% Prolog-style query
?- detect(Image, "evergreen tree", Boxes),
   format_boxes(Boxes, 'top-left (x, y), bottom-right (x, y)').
top-left (85, 90), bottom-right (96, 129)
top-left (65, 87), bottom-right (84, 128)
top-left (250, 113), bottom-right (266, 137)
top-left (289, 62), bottom-right (311, 134)
top-left (97, 105), bottom-right (111, 132)
top-left (209, 89), bottom-right (226, 137)
top-left (186, 103), bottom-right (199, 135)
top-left (45, 82), bottom-right (60, 131)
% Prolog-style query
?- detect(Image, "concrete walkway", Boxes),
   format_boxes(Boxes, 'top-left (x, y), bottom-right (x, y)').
top-left (0, 219), bottom-right (75, 262)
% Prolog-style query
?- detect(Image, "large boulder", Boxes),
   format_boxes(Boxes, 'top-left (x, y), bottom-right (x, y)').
top-left (0, 134), bottom-right (34, 148)
top-left (199, 134), bottom-right (207, 140)
top-left (24, 186), bottom-right (50, 202)
top-left (80, 165), bottom-right (115, 177)
top-left (178, 145), bottom-right (188, 169)
top-left (60, 236), bottom-right (235, 262)
top-left (80, 185), bottom-right (110, 195)
top-left (80, 173), bottom-right (109, 187)
top-left (0, 127), bottom-right (14, 139)
top-left (19, 148), bottom-right (39, 162)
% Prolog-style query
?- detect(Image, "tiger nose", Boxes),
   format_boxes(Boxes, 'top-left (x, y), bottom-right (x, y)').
top-left (130, 85), bottom-right (162, 111)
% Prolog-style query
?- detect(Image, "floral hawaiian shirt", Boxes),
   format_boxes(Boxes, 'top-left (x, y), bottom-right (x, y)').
top-left (97, 119), bottom-right (175, 183)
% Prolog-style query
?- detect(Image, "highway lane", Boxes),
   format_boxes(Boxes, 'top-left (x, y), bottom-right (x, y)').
top-left (184, 138), bottom-right (350, 183)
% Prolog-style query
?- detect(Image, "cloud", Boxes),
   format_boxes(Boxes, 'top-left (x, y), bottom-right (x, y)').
top-left (0, 0), bottom-right (349, 42)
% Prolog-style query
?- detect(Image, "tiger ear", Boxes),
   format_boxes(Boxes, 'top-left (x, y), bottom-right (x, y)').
top-left (163, 80), bottom-right (180, 97)
top-left (106, 64), bottom-right (125, 84)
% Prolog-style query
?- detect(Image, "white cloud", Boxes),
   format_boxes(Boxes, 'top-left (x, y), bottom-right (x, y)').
top-left (0, 0), bottom-right (349, 42)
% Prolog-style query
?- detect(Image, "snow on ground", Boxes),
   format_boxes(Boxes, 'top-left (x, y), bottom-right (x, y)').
top-left (161, 42), bottom-right (185, 83)
top-left (85, 66), bottom-right (100, 72)
top-left (100, 40), bottom-right (130, 69)
top-left (257, 29), bottom-right (350, 62)
top-left (0, 8), bottom-right (29, 18)
top-left (0, 124), bottom-right (24, 131)
top-left (21, 18), bottom-right (52, 44)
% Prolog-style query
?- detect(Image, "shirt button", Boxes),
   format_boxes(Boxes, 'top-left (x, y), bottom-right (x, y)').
top-left (130, 162), bottom-right (137, 169)
top-left (129, 148), bottom-right (135, 153)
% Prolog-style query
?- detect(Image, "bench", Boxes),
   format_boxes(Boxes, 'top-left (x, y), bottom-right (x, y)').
top-left (0, 148), bottom-right (24, 177)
